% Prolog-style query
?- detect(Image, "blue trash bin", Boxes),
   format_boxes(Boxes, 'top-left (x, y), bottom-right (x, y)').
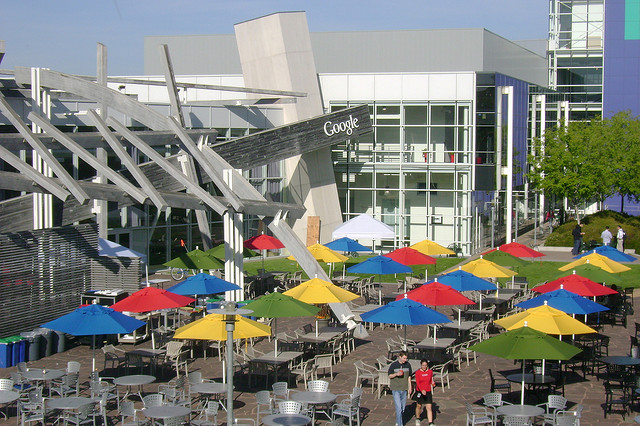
top-left (0, 339), bottom-right (13, 368)
top-left (8, 336), bottom-right (26, 364)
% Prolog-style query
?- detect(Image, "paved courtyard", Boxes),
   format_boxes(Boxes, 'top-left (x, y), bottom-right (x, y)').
top-left (1, 232), bottom-right (638, 425)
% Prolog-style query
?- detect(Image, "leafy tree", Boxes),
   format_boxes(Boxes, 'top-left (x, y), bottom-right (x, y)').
top-left (529, 111), bottom-right (640, 215)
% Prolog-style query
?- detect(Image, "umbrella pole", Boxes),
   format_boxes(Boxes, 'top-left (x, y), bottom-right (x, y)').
top-left (433, 325), bottom-right (437, 344)
top-left (274, 318), bottom-right (278, 355)
top-left (92, 335), bottom-right (96, 371)
top-left (521, 361), bottom-right (526, 405)
top-left (404, 325), bottom-right (408, 351)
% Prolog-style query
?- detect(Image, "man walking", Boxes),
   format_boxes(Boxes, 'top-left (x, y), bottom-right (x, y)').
top-left (571, 223), bottom-right (585, 255)
top-left (601, 226), bottom-right (612, 246)
top-left (388, 351), bottom-right (413, 426)
top-left (414, 359), bottom-right (436, 425)
top-left (617, 225), bottom-right (626, 252)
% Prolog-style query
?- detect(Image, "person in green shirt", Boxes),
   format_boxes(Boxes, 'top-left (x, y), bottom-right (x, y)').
top-left (388, 351), bottom-right (413, 425)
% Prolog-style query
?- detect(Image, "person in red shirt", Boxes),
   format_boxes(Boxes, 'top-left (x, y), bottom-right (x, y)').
top-left (414, 359), bottom-right (436, 425)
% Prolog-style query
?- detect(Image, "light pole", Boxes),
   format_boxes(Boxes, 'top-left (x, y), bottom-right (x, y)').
top-left (209, 301), bottom-right (252, 426)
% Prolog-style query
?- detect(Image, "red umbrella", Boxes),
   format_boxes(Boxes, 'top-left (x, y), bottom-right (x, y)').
top-left (490, 242), bottom-right (545, 258)
top-left (383, 247), bottom-right (436, 265)
top-left (110, 287), bottom-right (196, 312)
top-left (532, 274), bottom-right (617, 297)
top-left (397, 281), bottom-right (475, 306)
top-left (244, 234), bottom-right (285, 271)
top-left (244, 234), bottom-right (285, 250)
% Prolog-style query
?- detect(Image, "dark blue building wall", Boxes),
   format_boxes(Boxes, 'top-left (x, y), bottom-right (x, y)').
top-left (603, 0), bottom-right (640, 117)
top-left (496, 74), bottom-right (529, 188)
top-left (603, 0), bottom-right (640, 213)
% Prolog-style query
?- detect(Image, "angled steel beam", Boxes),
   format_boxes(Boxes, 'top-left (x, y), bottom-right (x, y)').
top-left (28, 111), bottom-right (148, 205)
top-left (106, 116), bottom-right (229, 214)
top-left (87, 109), bottom-right (168, 210)
top-left (167, 116), bottom-right (244, 211)
top-left (159, 44), bottom-right (185, 127)
top-left (14, 67), bottom-right (171, 131)
top-left (0, 96), bottom-right (90, 204)
top-left (0, 146), bottom-right (70, 201)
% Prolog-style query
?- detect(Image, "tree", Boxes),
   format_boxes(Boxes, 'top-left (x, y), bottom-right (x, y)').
top-left (528, 117), bottom-right (613, 221)
top-left (528, 111), bottom-right (640, 216)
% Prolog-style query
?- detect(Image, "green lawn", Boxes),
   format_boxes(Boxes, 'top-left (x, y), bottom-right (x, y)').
top-left (497, 259), bottom-right (640, 289)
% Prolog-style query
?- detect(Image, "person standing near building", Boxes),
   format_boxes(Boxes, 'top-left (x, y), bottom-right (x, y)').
top-left (388, 351), bottom-right (413, 426)
top-left (601, 226), bottom-right (613, 246)
top-left (414, 359), bottom-right (436, 426)
top-left (617, 225), bottom-right (626, 252)
top-left (572, 223), bottom-right (585, 255)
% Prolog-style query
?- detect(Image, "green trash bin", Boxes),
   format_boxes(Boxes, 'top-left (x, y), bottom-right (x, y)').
top-left (0, 338), bottom-right (13, 368)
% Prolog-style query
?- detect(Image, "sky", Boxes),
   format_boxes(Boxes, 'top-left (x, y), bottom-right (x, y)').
top-left (1, 1), bottom-right (549, 76)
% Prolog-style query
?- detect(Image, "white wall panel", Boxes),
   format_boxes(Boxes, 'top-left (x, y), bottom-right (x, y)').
top-left (401, 75), bottom-right (429, 100)
top-left (374, 75), bottom-right (403, 100)
top-left (319, 75), bottom-right (348, 106)
top-left (456, 73), bottom-right (475, 100)
top-left (428, 74), bottom-right (458, 100)
top-left (347, 74), bottom-right (375, 100)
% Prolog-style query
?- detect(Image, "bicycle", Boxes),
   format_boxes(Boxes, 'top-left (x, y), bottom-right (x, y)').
top-left (170, 267), bottom-right (196, 281)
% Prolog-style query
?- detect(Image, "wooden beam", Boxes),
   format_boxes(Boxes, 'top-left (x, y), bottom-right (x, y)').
top-left (0, 146), bottom-right (70, 201)
top-left (14, 67), bottom-right (171, 131)
top-left (87, 109), bottom-right (169, 210)
top-left (0, 96), bottom-right (90, 204)
top-left (106, 116), bottom-right (229, 214)
top-left (28, 110), bottom-right (148, 205)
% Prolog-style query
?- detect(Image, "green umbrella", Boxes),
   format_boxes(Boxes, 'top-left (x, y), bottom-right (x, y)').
top-left (483, 250), bottom-right (530, 268)
top-left (553, 264), bottom-right (622, 285)
top-left (206, 244), bottom-right (258, 260)
top-left (242, 292), bottom-right (320, 354)
top-left (164, 248), bottom-right (225, 271)
top-left (469, 325), bottom-right (581, 404)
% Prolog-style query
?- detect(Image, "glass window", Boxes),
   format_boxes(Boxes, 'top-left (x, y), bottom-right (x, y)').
top-left (431, 106), bottom-right (455, 125)
top-left (404, 106), bottom-right (428, 125)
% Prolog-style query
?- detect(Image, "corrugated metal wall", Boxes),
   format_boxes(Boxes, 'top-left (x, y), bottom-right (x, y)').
top-left (0, 224), bottom-right (97, 338)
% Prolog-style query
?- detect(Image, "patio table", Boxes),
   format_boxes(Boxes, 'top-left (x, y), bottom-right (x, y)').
top-left (142, 404), bottom-right (191, 421)
top-left (47, 396), bottom-right (96, 424)
top-left (291, 391), bottom-right (336, 423)
top-left (413, 337), bottom-right (456, 363)
top-left (126, 348), bottom-right (166, 375)
top-left (0, 390), bottom-right (19, 420)
top-left (113, 374), bottom-right (155, 400)
top-left (22, 369), bottom-right (65, 396)
top-left (496, 403), bottom-right (544, 418)
top-left (190, 382), bottom-right (228, 411)
top-left (262, 413), bottom-right (311, 425)
top-left (600, 356), bottom-right (640, 366)
top-left (248, 351), bottom-right (303, 387)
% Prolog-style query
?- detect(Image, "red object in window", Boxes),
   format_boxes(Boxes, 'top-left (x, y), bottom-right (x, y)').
top-left (423, 152), bottom-right (428, 163)
top-left (180, 239), bottom-right (185, 247)
top-left (449, 153), bottom-right (455, 163)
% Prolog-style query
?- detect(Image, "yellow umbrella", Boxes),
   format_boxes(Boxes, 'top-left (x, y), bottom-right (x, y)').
top-left (558, 252), bottom-right (631, 273)
top-left (494, 304), bottom-right (596, 336)
top-left (287, 243), bottom-right (349, 263)
top-left (283, 277), bottom-right (359, 304)
top-left (410, 239), bottom-right (455, 256)
top-left (461, 257), bottom-right (517, 278)
top-left (173, 313), bottom-right (271, 340)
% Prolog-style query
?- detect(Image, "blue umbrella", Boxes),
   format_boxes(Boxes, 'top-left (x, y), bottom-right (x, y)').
top-left (347, 255), bottom-right (412, 275)
top-left (167, 273), bottom-right (241, 296)
top-left (515, 288), bottom-right (609, 315)
top-left (361, 295), bottom-right (451, 348)
top-left (432, 269), bottom-right (497, 292)
top-left (325, 237), bottom-right (372, 254)
top-left (573, 245), bottom-right (637, 262)
top-left (41, 304), bottom-right (146, 370)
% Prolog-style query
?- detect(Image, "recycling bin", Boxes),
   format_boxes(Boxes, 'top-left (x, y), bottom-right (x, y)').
top-left (8, 336), bottom-right (26, 364)
top-left (53, 330), bottom-right (66, 353)
top-left (20, 331), bottom-right (41, 361)
top-left (35, 328), bottom-right (54, 357)
top-left (0, 339), bottom-right (12, 368)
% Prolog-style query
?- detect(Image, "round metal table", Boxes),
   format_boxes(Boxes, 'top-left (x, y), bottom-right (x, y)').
top-left (0, 390), bottom-right (19, 420)
top-left (142, 405), bottom-right (191, 420)
top-left (496, 404), bottom-right (545, 417)
top-left (506, 374), bottom-right (555, 385)
top-left (291, 391), bottom-right (336, 423)
top-left (190, 382), bottom-right (228, 411)
top-left (113, 374), bottom-right (155, 400)
top-left (262, 413), bottom-right (312, 426)
top-left (46, 397), bottom-right (95, 410)
top-left (22, 369), bottom-right (65, 397)
top-left (601, 356), bottom-right (640, 366)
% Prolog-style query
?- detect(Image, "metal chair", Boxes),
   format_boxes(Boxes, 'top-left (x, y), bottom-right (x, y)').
top-left (119, 400), bottom-right (141, 426)
top-left (290, 358), bottom-right (316, 388)
top-left (307, 379), bottom-right (330, 392)
top-left (314, 353), bottom-right (334, 380)
top-left (66, 361), bottom-right (81, 374)
top-left (489, 369), bottom-right (511, 394)
top-left (431, 360), bottom-right (451, 392)
top-left (604, 381), bottom-right (629, 419)
top-left (465, 402), bottom-right (493, 425)
top-left (64, 402), bottom-right (96, 426)
top-left (142, 393), bottom-right (164, 408)
top-left (537, 394), bottom-right (567, 425)
top-left (549, 404), bottom-right (582, 426)
top-left (255, 390), bottom-right (275, 425)
top-left (278, 400), bottom-right (302, 414)
top-left (376, 370), bottom-right (391, 399)
top-left (483, 392), bottom-right (512, 425)
top-left (502, 415), bottom-right (533, 425)
top-left (331, 393), bottom-right (361, 426)
top-left (353, 360), bottom-right (378, 392)
top-left (191, 401), bottom-right (219, 426)
top-left (102, 344), bottom-right (126, 371)
top-left (272, 382), bottom-right (290, 403)
top-left (89, 371), bottom-right (118, 411)
top-left (0, 379), bottom-right (13, 390)
top-left (51, 372), bottom-right (79, 397)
